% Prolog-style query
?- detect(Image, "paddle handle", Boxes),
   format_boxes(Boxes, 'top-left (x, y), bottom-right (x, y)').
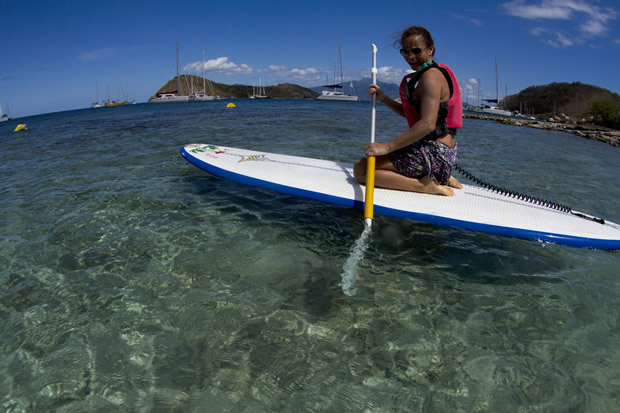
top-left (369, 44), bottom-right (377, 145)
top-left (364, 44), bottom-right (378, 227)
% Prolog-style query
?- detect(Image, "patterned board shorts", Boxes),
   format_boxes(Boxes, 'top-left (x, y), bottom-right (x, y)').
top-left (388, 140), bottom-right (457, 185)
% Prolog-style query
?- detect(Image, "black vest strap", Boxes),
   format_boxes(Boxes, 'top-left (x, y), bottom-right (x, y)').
top-left (405, 61), bottom-right (454, 103)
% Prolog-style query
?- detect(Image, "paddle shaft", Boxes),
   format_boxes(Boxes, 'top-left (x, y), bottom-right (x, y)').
top-left (364, 44), bottom-right (378, 228)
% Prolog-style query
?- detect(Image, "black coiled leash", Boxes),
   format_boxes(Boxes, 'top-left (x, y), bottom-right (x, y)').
top-left (453, 164), bottom-right (605, 225)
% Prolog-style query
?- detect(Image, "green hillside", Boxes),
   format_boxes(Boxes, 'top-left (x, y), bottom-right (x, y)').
top-left (503, 82), bottom-right (620, 119)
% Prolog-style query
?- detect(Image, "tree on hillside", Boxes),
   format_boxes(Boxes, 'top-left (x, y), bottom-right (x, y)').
top-left (589, 101), bottom-right (618, 128)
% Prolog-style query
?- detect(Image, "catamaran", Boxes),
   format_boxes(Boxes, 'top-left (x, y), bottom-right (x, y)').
top-left (471, 57), bottom-right (511, 117)
top-left (317, 38), bottom-right (358, 102)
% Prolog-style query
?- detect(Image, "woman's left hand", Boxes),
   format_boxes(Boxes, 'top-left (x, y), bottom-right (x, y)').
top-left (364, 142), bottom-right (391, 157)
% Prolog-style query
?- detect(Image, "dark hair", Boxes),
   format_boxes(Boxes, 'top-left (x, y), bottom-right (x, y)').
top-left (397, 26), bottom-right (435, 56)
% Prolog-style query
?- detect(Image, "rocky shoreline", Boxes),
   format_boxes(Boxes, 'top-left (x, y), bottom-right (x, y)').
top-left (464, 113), bottom-right (620, 147)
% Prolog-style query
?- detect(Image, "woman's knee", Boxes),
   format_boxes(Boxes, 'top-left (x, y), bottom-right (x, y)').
top-left (353, 158), bottom-right (367, 183)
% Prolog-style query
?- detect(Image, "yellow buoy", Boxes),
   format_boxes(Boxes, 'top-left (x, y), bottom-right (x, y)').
top-left (14, 124), bottom-right (27, 132)
top-left (226, 103), bottom-right (236, 108)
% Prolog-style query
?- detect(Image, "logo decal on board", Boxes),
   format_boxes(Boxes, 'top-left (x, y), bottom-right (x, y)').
top-left (187, 144), bottom-right (228, 158)
top-left (239, 154), bottom-right (266, 163)
top-left (188, 144), bottom-right (224, 154)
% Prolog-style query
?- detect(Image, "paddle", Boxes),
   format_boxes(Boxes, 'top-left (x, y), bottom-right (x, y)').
top-left (339, 44), bottom-right (378, 296)
top-left (364, 44), bottom-right (378, 228)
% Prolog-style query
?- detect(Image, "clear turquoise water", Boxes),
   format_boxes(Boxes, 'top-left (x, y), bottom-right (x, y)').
top-left (1, 100), bottom-right (619, 411)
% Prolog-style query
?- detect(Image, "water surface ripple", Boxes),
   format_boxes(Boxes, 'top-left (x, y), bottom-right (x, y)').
top-left (1, 100), bottom-right (619, 412)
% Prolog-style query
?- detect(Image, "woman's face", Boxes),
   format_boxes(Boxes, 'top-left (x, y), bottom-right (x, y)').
top-left (400, 35), bottom-right (434, 70)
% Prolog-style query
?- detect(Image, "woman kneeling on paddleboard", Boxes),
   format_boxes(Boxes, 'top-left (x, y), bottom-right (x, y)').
top-left (354, 26), bottom-right (463, 196)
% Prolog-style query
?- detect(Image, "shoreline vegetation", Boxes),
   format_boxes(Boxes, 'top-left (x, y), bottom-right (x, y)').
top-left (464, 113), bottom-right (620, 147)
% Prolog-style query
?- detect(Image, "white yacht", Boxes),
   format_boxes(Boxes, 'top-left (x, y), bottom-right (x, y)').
top-left (190, 92), bottom-right (219, 101)
top-left (472, 103), bottom-right (512, 117)
top-left (317, 38), bottom-right (358, 102)
top-left (317, 89), bottom-right (359, 102)
top-left (150, 92), bottom-right (190, 103)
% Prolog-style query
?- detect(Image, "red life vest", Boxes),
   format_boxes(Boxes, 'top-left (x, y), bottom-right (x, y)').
top-left (399, 62), bottom-right (463, 130)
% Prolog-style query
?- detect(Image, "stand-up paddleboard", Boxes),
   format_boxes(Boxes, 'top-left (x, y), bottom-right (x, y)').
top-left (181, 144), bottom-right (620, 250)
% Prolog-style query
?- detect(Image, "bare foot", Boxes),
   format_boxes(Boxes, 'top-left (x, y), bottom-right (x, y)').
top-left (436, 185), bottom-right (454, 196)
top-left (448, 176), bottom-right (463, 189)
top-left (418, 176), bottom-right (455, 196)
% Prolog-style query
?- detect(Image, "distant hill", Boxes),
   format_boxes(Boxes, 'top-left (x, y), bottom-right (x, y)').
top-left (151, 75), bottom-right (319, 100)
top-left (354, 78), bottom-right (400, 101)
top-left (503, 82), bottom-right (620, 118)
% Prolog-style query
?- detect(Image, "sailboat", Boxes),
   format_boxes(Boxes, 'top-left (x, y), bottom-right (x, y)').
top-left (472, 57), bottom-right (511, 117)
top-left (91, 82), bottom-right (102, 108)
top-left (104, 74), bottom-right (128, 107)
top-left (191, 50), bottom-right (220, 101)
top-left (249, 77), bottom-right (268, 99)
top-left (150, 42), bottom-right (190, 103)
top-left (317, 37), bottom-right (359, 102)
top-left (1, 103), bottom-right (13, 122)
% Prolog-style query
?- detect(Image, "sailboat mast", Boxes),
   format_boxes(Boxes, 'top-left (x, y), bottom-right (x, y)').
top-left (338, 37), bottom-right (344, 86)
top-left (176, 42), bottom-right (180, 94)
top-left (202, 50), bottom-right (206, 95)
top-left (495, 56), bottom-right (499, 104)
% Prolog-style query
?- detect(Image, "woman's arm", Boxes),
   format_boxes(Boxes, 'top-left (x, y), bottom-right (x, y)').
top-left (365, 70), bottom-right (443, 157)
top-left (369, 84), bottom-right (405, 118)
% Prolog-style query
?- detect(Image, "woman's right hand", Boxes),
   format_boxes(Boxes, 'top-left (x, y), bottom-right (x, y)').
top-left (368, 84), bottom-right (385, 102)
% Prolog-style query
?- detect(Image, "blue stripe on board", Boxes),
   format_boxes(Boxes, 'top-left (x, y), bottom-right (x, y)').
top-left (181, 147), bottom-right (620, 251)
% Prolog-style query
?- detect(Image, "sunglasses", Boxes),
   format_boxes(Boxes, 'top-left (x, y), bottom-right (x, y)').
top-left (400, 47), bottom-right (423, 57)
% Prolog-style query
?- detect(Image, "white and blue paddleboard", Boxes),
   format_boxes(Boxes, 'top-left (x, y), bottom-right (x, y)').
top-left (181, 143), bottom-right (620, 251)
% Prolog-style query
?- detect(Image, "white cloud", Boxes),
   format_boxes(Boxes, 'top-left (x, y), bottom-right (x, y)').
top-left (183, 59), bottom-right (327, 84)
top-left (268, 65), bottom-right (287, 71)
top-left (547, 31), bottom-right (575, 48)
top-left (464, 78), bottom-right (479, 92)
top-left (289, 68), bottom-right (321, 79)
top-left (501, 0), bottom-right (617, 45)
top-left (264, 65), bottom-right (323, 83)
top-left (372, 66), bottom-right (406, 84)
top-left (579, 18), bottom-right (605, 37)
top-left (502, 0), bottom-right (572, 19)
top-left (461, 78), bottom-right (481, 102)
top-left (184, 57), bottom-right (254, 74)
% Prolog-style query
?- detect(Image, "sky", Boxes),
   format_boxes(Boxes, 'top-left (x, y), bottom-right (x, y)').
top-left (1, 0), bottom-right (619, 118)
